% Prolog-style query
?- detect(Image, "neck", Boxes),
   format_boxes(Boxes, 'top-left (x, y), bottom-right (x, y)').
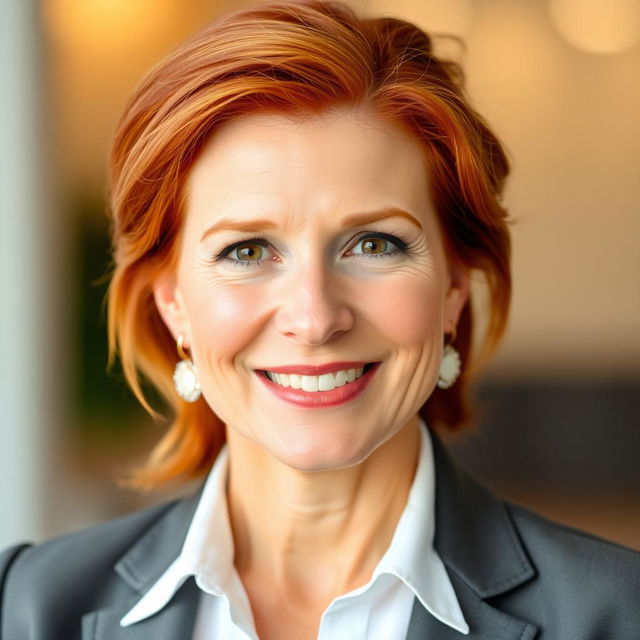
top-left (225, 417), bottom-right (421, 606)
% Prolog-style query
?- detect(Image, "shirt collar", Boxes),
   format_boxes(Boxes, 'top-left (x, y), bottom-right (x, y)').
top-left (373, 419), bottom-right (468, 633)
top-left (121, 418), bottom-right (468, 634)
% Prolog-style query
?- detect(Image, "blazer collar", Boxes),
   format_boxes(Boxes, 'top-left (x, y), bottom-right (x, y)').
top-left (81, 491), bottom-right (203, 639)
top-left (112, 492), bottom-right (202, 593)
top-left (84, 428), bottom-right (538, 640)
top-left (409, 428), bottom-right (538, 639)
top-left (429, 429), bottom-right (536, 599)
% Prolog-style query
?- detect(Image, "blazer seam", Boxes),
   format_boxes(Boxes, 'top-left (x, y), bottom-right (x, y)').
top-left (445, 559), bottom-right (532, 602)
top-left (118, 553), bottom-right (149, 591)
top-left (483, 567), bottom-right (532, 592)
top-left (501, 501), bottom-right (532, 573)
top-left (116, 516), bottom-right (172, 591)
top-left (518, 622), bottom-right (535, 640)
top-left (475, 591), bottom-right (534, 635)
top-left (477, 501), bottom-right (534, 594)
top-left (114, 497), bottom-right (190, 593)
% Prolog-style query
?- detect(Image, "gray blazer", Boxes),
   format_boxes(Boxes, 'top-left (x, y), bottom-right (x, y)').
top-left (2, 431), bottom-right (639, 639)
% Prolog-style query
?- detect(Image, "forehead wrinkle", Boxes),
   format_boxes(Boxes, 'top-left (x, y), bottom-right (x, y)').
top-left (189, 110), bottom-right (433, 245)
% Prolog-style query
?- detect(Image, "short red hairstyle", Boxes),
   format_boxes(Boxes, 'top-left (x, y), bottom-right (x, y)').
top-left (107, 0), bottom-right (511, 490)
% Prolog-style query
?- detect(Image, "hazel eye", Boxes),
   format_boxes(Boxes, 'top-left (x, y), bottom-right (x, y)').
top-left (354, 238), bottom-right (390, 255)
top-left (349, 233), bottom-right (405, 258)
top-left (215, 237), bottom-right (274, 267)
top-left (229, 243), bottom-right (266, 261)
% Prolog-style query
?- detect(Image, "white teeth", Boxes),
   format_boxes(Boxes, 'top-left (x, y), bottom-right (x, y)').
top-left (334, 370), bottom-right (347, 386)
top-left (318, 373), bottom-right (335, 391)
top-left (289, 373), bottom-right (301, 389)
top-left (301, 375), bottom-right (319, 392)
top-left (266, 366), bottom-right (367, 391)
top-left (278, 373), bottom-right (290, 387)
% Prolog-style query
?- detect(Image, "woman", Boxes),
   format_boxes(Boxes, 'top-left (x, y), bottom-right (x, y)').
top-left (2, 1), bottom-right (639, 638)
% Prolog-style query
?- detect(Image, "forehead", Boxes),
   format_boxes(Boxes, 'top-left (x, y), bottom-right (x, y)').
top-left (185, 108), bottom-right (432, 225)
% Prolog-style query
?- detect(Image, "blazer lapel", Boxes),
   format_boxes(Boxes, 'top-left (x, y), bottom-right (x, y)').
top-left (406, 428), bottom-right (539, 640)
top-left (81, 578), bottom-right (200, 640)
top-left (82, 490), bottom-right (203, 640)
top-left (405, 571), bottom-right (537, 640)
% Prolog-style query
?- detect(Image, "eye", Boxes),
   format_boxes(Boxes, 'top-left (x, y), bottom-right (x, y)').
top-left (215, 237), bottom-right (274, 267)
top-left (229, 243), bottom-right (266, 261)
top-left (348, 232), bottom-right (407, 258)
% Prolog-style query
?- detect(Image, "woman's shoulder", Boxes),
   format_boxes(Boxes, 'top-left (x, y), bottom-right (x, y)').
top-left (0, 496), bottom-right (192, 638)
top-left (2, 497), bottom-right (180, 578)
top-left (499, 500), bottom-right (640, 633)
top-left (506, 500), bottom-right (640, 568)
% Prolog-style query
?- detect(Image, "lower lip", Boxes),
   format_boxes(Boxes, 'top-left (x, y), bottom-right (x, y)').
top-left (255, 363), bottom-right (380, 408)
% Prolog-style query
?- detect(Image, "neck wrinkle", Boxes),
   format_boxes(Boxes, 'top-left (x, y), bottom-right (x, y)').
top-left (226, 418), bottom-right (420, 602)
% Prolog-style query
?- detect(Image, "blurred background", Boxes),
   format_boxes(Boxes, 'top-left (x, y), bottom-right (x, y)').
top-left (1, 0), bottom-right (638, 550)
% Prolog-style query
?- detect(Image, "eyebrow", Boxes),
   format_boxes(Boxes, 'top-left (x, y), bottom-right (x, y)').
top-left (199, 207), bottom-right (422, 241)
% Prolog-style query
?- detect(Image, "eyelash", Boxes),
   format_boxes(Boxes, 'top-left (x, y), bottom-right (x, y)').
top-left (212, 232), bottom-right (411, 268)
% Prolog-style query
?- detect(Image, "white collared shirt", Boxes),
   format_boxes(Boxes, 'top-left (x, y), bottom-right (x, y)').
top-left (121, 418), bottom-right (469, 638)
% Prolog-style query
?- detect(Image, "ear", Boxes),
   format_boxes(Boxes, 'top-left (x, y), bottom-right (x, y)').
top-left (443, 260), bottom-right (470, 333)
top-left (152, 270), bottom-right (192, 347)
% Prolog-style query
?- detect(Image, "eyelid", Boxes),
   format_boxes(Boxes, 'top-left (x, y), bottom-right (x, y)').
top-left (219, 236), bottom-right (270, 252)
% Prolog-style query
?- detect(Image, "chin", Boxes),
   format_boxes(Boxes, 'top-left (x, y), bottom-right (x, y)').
top-left (271, 429), bottom-right (376, 473)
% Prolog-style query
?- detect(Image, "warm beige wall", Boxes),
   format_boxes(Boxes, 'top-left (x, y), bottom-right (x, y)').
top-left (44, 0), bottom-right (640, 380)
top-left (460, 0), bottom-right (640, 379)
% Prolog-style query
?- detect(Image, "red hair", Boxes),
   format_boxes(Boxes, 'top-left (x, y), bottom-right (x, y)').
top-left (107, 0), bottom-right (511, 490)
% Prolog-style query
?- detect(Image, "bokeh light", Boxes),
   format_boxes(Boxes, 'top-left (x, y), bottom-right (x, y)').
top-left (549, 0), bottom-right (640, 54)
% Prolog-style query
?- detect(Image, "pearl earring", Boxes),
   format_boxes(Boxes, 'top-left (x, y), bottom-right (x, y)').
top-left (437, 328), bottom-right (461, 389)
top-left (173, 334), bottom-right (201, 402)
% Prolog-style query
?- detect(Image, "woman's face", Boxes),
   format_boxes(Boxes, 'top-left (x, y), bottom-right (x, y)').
top-left (154, 108), bottom-right (468, 471)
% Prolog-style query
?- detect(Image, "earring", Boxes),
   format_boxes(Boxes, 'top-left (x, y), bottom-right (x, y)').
top-left (173, 334), bottom-right (201, 402)
top-left (437, 327), bottom-right (461, 389)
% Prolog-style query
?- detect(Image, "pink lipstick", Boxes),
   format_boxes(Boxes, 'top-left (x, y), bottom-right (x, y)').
top-left (256, 362), bottom-right (380, 408)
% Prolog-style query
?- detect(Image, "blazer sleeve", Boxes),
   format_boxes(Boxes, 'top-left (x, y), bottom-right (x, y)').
top-left (0, 544), bottom-right (33, 633)
top-left (0, 543), bottom-right (32, 587)
top-left (0, 499), bottom-right (187, 639)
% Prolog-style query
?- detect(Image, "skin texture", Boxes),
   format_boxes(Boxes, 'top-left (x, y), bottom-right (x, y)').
top-left (153, 107), bottom-right (469, 637)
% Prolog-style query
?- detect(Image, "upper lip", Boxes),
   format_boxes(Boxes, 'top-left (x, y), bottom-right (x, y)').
top-left (258, 361), bottom-right (376, 375)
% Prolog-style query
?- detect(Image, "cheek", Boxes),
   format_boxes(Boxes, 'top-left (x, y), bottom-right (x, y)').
top-left (364, 275), bottom-right (444, 345)
top-left (185, 281), bottom-right (269, 364)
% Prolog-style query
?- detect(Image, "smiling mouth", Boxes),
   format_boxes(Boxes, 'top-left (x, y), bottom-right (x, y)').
top-left (259, 362), bottom-right (378, 392)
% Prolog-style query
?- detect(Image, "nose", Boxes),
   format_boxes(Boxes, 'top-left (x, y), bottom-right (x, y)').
top-left (273, 259), bottom-right (355, 345)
